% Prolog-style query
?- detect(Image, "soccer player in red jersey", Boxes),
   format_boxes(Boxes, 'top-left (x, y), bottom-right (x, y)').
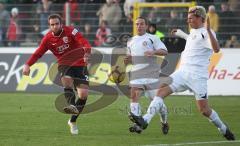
top-left (22, 14), bottom-right (91, 135)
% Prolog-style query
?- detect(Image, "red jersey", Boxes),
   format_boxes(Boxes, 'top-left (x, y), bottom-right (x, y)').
top-left (26, 26), bottom-right (91, 66)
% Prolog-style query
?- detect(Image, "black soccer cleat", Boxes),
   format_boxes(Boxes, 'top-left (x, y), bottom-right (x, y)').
top-left (223, 127), bottom-right (235, 140)
top-left (161, 122), bottom-right (169, 135)
top-left (129, 124), bottom-right (142, 134)
top-left (63, 105), bottom-right (79, 115)
top-left (128, 112), bottom-right (148, 130)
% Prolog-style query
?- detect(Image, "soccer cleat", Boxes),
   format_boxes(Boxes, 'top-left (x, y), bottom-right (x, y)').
top-left (161, 122), bottom-right (169, 135)
top-left (68, 120), bottom-right (79, 135)
top-left (223, 127), bottom-right (235, 140)
top-left (63, 105), bottom-right (79, 115)
top-left (128, 112), bottom-right (148, 130)
top-left (129, 124), bottom-right (143, 134)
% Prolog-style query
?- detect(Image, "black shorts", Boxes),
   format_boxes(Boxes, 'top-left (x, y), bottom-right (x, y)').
top-left (58, 65), bottom-right (89, 86)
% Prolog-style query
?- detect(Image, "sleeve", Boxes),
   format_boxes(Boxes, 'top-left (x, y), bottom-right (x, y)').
top-left (72, 28), bottom-right (92, 54)
top-left (153, 36), bottom-right (167, 51)
top-left (26, 37), bottom-right (49, 66)
top-left (175, 29), bottom-right (189, 40)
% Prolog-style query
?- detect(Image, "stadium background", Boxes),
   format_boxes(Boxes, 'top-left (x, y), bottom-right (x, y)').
top-left (0, 0), bottom-right (239, 146)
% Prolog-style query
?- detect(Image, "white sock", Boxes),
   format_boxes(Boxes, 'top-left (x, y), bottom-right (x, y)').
top-left (130, 102), bottom-right (141, 116)
top-left (143, 96), bottom-right (164, 123)
top-left (209, 109), bottom-right (227, 134)
top-left (159, 103), bottom-right (168, 124)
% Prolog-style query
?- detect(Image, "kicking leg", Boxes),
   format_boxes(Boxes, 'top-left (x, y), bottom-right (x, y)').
top-left (130, 85), bottom-right (172, 130)
top-left (146, 88), bottom-right (169, 134)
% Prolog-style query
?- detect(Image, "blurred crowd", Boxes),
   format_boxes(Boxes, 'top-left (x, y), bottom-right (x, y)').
top-left (0, 0), bottom-right (239, 48)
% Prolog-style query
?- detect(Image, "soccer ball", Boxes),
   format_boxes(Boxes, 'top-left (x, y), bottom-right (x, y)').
top-left (108, 65), bottom-right (126, 84)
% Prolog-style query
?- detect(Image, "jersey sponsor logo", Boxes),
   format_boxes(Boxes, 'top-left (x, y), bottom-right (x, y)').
top-left (72, 28), bottom-right (78, 36)
top-left (57, 44), bottom-right (70, 54)
top-left (63, 36), bottom-right (69, 43)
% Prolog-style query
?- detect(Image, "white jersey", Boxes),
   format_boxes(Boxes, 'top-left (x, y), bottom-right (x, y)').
top-left (179, 27), bottom-right (216, 78)
top-left (127, 33), bottom-right (167, 74)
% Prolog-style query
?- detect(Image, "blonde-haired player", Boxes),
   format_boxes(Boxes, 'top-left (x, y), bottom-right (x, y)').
top-left (129, 6), bottom-right (235, 140)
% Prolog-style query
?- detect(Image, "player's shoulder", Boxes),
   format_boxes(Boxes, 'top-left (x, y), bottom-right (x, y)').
top-left (63, 26), bottom-right (79, 36)
top-left (200, 28), bottom-right (216, 38)
top-left (43, 31), bottom-right (52, 40)
top-left (145, 33), bottom-right (159, 40)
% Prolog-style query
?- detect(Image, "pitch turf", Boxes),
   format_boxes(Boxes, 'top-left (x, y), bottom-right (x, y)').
top-left (0, 93), bottom-right (239, 146)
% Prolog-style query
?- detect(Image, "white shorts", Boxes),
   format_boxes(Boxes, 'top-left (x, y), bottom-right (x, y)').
top-left (169, 70), bottom-right (208, 100)
top-left (130, 78), bottom-right (159, 100)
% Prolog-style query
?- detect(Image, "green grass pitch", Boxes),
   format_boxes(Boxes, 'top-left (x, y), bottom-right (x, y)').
top-left (0, 93), bottom-right (239, 146)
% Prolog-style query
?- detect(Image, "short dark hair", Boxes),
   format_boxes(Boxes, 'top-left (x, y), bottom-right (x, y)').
top-left (136, 16), bottom-right (149, 25)
top-left (48, 14), bottom-right (62, 24)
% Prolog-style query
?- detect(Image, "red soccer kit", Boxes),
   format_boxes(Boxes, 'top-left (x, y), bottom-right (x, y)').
top-left (26, 26), bottom-right (91, 66)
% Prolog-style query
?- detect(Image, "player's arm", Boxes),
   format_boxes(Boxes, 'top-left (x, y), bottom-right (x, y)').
top-left (145, 37), bottom-right (168, 57)
top-left (171, 29), bottom-right (189, 40)
top-left (124, 42), bottom-right (132, 65)
top-left (73, 29), bottom-right (92, 63)
top-left (149, 49), bottom-right (168, 56)
top-left (22, 38), bottom-right (49, 76)
top-left (205, 16), bottom-right (220, 53)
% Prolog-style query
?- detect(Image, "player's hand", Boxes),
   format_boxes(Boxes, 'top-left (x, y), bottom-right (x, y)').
top-left (171, 29), bottom-right (178, 36)
top-left (124, 55), bottom-right (132, 65)
top-left (22, 64), bottom-right (30, 76)
top-left (205, 16), bottom-right (210, 31)
top-left (144, 50), bottom-right (154, 57)
top-left (84, 53), bottom-right (90, 63)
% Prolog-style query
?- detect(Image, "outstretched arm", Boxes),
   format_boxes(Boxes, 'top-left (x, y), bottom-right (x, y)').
top-left (205, 16), bottom-right (220, 53)
top-left (22, 39), bottom-right (48, 76)
top-left (171, 29), bottom-right (189, 40)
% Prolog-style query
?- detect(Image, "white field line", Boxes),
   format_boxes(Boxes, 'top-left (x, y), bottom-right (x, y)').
top-left (143, 140), bottom-right (240, 146)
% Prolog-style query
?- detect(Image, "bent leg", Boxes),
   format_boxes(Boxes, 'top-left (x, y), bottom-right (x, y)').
top-left (70, 84), bottom-right (88, 122)
top-left (143, 85), bottom-right (173, 124)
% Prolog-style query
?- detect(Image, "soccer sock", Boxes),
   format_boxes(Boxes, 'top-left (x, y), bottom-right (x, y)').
top-left (70, 98), bottom-right (87, 123)
top-left (64, 88), bottom-right (76, 105)
top-left (143, 96), bottom-right (165, 124)
top-left (130, 102), bottom-right (141, 116)
top-left (158, 103), bottom-right (168, 124)
top-left (208, 109), bottom-right (227, 134)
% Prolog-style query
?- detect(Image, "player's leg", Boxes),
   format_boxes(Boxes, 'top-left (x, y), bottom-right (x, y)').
top-left (142, 85), bottom-right (172, 125)
top-left (68, 66), bottom-right (89, 135)
top-left (130, 86), bottom-right (143, 116)
top-left (196, 98), bottom-right (235, 140)
top-left (129, 85), bottom-right (172, 130)
top-left (70, 84), bottom-right (88, 122)
top-left (61, 77), bottom-right (76, 105)
top-left (131, 70), bottom-right (185, 130)
top-left (145, 88), bottom-right (169, 134)
top-left (58, 65), bottom-right (76, 105)
top-left (70, 66), bottom-right (89, 122)
top-left (192, 77), bottom-right (235, 140)
top-left (128, 86), bottom-right (145, 133)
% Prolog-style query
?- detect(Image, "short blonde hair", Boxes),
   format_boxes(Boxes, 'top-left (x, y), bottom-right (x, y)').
top-left (188, 6), bottom-right (206, 19)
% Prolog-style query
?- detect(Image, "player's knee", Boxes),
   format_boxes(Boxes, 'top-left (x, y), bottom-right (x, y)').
top-left (131, 95), bottom-right (139, 102)
top-left (77, 89), bottom-right (88, 98)
top-left (157, 87), bottom-right (169, 97)
top-left (199, 107), bottom-right (211, 117)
